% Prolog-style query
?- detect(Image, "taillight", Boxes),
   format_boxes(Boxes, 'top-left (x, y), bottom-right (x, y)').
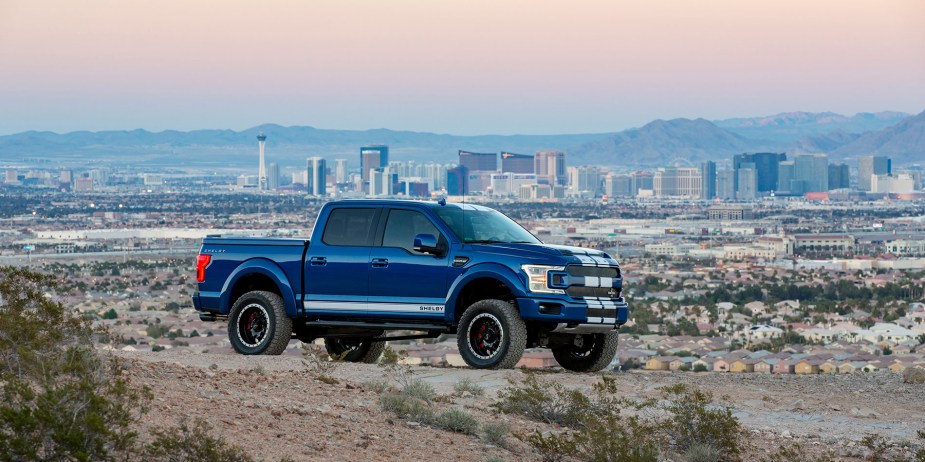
top-left (196, 254), bottom-right (212, 283)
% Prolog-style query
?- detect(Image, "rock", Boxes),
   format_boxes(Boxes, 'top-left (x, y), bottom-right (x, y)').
top-left (781, 430), bottom-right (792, 438)
top-left (788, 399), bottom-right (804, 411)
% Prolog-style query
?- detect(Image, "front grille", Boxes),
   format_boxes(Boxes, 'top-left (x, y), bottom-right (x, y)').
top-left (566, 286), bottom-right (622, 298)
top-left (566, 265), bottom-right (620, 279)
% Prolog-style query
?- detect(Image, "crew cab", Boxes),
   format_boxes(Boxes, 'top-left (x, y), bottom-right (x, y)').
top-left (193, 199), bottom-right (629, 372)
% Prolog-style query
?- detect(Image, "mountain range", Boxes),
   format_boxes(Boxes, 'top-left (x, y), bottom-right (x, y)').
top-left (0, 110), bottom-right (921, 169)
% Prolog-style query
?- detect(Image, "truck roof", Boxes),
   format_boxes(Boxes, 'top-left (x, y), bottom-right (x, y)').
top-left (323, 199), bottom-right (492, 212)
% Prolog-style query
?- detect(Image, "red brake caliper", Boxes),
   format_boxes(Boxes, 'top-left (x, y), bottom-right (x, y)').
top-left (478, 323), bottom-right (486, 348)
top-left (247, 312), bottom-right (255, 330)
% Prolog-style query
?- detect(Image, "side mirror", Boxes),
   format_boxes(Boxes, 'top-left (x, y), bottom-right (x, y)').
top-left (413, 233), bottom-right (445, 256)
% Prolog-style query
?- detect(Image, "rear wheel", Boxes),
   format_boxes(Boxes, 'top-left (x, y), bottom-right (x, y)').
top-left (228, 290), bottom-right (292, 355)
top-left (324, 337), bottom-right (385, 363)
top-left (457, 299), bottom-right (526, 369)
top-left (551, 332), bottom-right (619, 373)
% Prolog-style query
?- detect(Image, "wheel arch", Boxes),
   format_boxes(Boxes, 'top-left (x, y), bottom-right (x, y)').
top-left (445, 263), bottom-right (527, 324)
top-left (220, 259), bottom-right (299, 318)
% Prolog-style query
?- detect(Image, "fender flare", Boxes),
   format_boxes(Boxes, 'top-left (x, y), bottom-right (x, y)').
top-left (444, 263), bottom-right (527, 322)
top-left (220, 258), bottom-right (300, 317)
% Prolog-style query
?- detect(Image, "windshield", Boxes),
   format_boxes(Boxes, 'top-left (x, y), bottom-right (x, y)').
top-left (435, 207), bottom-right (541, 244)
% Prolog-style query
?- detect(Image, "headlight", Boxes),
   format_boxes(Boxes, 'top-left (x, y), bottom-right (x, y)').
top-left (522, 264), bottom-right (565, 294)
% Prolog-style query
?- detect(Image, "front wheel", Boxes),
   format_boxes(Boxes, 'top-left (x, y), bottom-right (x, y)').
top-left (324, 337), bottom-right (385, 363)
top-left (551, 332), bottom-right (619, 372)
top-left (457, 299), bottom-right (527, 369)
top-left (228, 290), bottom-right (293, 355)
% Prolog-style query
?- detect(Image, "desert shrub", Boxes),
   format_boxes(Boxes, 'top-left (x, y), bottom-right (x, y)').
top-left (436, 408), bottom-right (479, 434)
top-left (402, 379), bottom-right (436, 402)
top-left (362, 380), bottom-right (391, 393)
top-left (152, 344), bottom-right (166, 352)
top-left (143, 419), bottom-right (254, 462)
top-left (498, 375), bottom-right (743, 462)
top-left (102, 308), bottom-right (118, 319)
top-left (659, 384), bottom-right (743, 458)
top-left (857, 432), bottom-right (925, 462)
top-left (301, 343), bottom-right (344, 384)
top-left (904, 367), bottom-right (925, 384)
top-left (761, 444), bottom-right (837, 462)
top-left (492, 373), bottom-right (607, 428)
top-left (454, 377), bottom-right (485, 396)
top-left (379, 393), bottom-right (435, 423)
top-left (0, 267), bottom-right (149, 461)
top-left (684, 442), bottom-right (723, 462)
top-left (378, 346), bottom-right (416, 388)
top-left (481, 421), bottom-right (511, 448)
top-left (693, 363), bottom-right (708, 372)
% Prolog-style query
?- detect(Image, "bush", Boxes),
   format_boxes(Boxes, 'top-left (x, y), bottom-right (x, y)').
top-left (693, 363), bottom-right (708, 372)
top-left (379, 393), bottom-right (435, 423)
top-left (497, 375), bottom-right (743, 462)
top-left (0, 267), bottom-right (149, 461)
top-left (403, 379), bottom-right (436, 402)
top-left (435, 408), bottom-right (479, 434)
top-left (659, 384), bottom-right (743, 458)
top-left (102, 308), bottom-right (118, 319)
top-left (481, 421), bottom-right (511, 448)
top-left (904, 367), bottom-right (925, 384)
top-left (454, 377), bottom-right (485, 396)
top-left (492, 373), bottom-right (606, 428)
top-left (143, 419), bottom-right (254, 462)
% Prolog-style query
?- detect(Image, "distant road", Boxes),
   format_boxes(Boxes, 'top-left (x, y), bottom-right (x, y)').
top-left (0, 248), bottom-right (198, 266)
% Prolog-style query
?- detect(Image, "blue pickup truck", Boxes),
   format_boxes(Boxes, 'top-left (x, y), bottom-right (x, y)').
top-left (193, 199), bottom-right (629, 372)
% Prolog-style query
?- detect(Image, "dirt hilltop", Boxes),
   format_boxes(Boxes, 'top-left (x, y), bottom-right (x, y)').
top-left (116, 350), bottom-right (925, 461)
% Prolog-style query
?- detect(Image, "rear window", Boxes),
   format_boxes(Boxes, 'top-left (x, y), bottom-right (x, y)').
top-left (321, 208), bottom-right (377, 246)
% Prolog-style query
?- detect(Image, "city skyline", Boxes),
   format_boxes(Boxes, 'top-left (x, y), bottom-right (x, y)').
top-left (1, 1), bottom-right (923, 135)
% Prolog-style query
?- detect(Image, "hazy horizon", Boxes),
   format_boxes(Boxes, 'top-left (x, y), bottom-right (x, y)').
top-left (1, 0), bottom-right (923, 136)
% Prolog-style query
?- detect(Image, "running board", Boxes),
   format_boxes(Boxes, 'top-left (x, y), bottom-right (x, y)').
top-left (303, 320), bottom-right (451, 332)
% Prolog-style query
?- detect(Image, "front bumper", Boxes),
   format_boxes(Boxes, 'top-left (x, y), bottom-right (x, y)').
top-left (517, 296), bottom-right (629, 333)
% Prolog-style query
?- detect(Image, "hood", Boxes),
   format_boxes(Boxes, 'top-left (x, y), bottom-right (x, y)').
top-left (464, 242), bottom-right (613, 261)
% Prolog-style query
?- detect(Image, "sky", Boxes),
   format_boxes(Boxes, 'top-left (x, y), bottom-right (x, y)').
top-left (0, 0), bottom-right (923, 135)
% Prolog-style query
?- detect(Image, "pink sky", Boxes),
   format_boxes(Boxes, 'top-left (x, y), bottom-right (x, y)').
top-left (0, 0), bottom-right (923, 134)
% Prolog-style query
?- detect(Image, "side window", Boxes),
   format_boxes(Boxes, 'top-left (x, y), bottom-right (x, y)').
top-left (321, 208), bottom-right (377, 246)
top-left (382, 209), bottom-right (442, 254)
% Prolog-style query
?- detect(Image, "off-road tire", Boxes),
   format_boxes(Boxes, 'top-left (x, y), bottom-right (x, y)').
top-left (457, 299), bottom-right (527, 369)
top-left (324, 338), bottom-right (386, 363)
top-left (551, 332), bottom-right (619, 373)
top-left (228, 290), bottom-right (292, 355)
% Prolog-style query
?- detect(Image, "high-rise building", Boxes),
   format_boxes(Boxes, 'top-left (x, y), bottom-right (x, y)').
top-left (425, 163), bottom-right (448, 191)
top-left (257, 132), bottom-right (268, 190)
top-left (717, 169), bottom-right (735, 200)
top-left (446, 165), bottom-right (469, 196)
top-left (631, 171), bottom-right (654, 194)
top-left (701, 161), bottom-right (717, 200)
top-left (268, 163), bottom-right (280, 190)
top-left (500, 152), bottom-right (534, 174)
top-left (858, 156), bottom-right (891, 191)
top-left (568, 166), bottom-right (603, 196)
top-left (734, 152), bottom-right (786, 193)
top-left (828, 163), bottom-right (850, 190)
top-left (360, 145), bottom-right (389, 186)
top-left (777, 161), bottom-right (795, 195)
top-left (458, 151), bottom-right (497, 172)
top-left (306, 157), bottom-right (327, 196)
top-left (792, 154), bottom-right (829, 194)
top-left (871, 173), bottom-right (915, 194)
top-left (334, 159), bottom-right (348, 184)
top-left (369, 167), bottom-right (396, 196)
top-left (534, 151), bottom-right (567, 186)
top-left (604, 174), bottom-right (633, 197)
top-left (4, 169), bottom-right (18, 183)
top-left (736, 166), bottom-right (757, 200)
top-left (653, 167), bottom-right (702, 198)
top-left (59, 170), bottom-right (73, 185)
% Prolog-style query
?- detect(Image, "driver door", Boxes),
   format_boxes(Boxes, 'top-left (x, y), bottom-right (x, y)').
top-left (367, 208), bottom-right (451, 319)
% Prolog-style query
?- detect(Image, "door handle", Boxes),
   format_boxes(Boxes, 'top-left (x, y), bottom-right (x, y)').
top-left (371, 258), bottom-right (389, 268)
top-left (310, 256), bottom-right (327, 266)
